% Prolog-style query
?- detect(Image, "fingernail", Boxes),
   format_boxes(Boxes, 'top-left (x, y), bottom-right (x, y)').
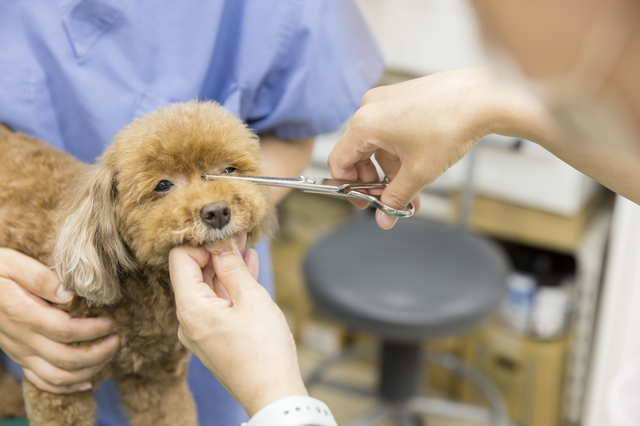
top-left (79, 382), bottom-right (92, 391)
top-left (56, 285), bottom-right (74, 303)
top-left (377, 210), bottom-right (397, 230)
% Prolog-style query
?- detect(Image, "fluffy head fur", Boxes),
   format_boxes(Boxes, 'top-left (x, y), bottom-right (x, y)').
top-left (0, 102), bottom-right (267, 425)
top-left (52, 101), bottom-right (274, 306)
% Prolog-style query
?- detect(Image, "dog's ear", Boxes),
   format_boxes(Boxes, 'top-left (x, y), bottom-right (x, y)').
top-left (247, 205), bottom-right (278, 247)
top-left (52, 163), bottom-right (136, 306)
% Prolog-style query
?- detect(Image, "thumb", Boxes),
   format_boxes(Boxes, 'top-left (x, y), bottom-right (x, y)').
top-left (377, 166), bottom-right (425, 230)
top-left (169, 246), bottom-right (226, 310)
top-left (0, 248), bottom-right (71, 304)
top-left (211, 250), bottom-right (259, 301)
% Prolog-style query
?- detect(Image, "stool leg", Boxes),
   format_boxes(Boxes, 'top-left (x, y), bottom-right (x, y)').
top-left (304, 346), bottom-right (376, 388)
top-left (409, 396), bottom-right (491, 424)
top-left (379, 342), bottom-right (421, 402)
top-left (423, 351), bottom-right (511, 426)
top-left (390, 404), bottom-right (425, 426)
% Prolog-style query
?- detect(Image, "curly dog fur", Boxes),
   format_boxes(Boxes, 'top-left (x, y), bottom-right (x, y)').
top-left (0, 101), bottom-right (274, 426)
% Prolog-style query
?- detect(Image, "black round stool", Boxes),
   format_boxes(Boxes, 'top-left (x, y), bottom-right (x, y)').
top-left (303, 215), bottom-right (511, 426)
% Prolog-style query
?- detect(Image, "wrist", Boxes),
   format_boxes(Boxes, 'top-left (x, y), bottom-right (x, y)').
top-left (464, 67), bottom-right (527, 138)
top-left (481, 68), bottom-right (562, 151)
top-left (245, 378), bottom-right (309, 418)
top-left (244, 395), bottom-right (338, 426)
top-left (439, 66), bottom-right (515, 144)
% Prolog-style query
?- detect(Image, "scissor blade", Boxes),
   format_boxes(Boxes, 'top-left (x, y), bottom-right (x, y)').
top-left (202, 174), bottom-right (415, 217)
top-left (202, 174), bottom-right (319, 190)
top-left (316, 178), bottom-right (388, 191)
top-left (202, 174), bottom-right (302, 182)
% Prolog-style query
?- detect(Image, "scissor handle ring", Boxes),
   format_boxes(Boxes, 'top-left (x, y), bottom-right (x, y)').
top-left (345, 190), bottom-right (415, 218)
top-left (377, 200), bottom-right (416, 218)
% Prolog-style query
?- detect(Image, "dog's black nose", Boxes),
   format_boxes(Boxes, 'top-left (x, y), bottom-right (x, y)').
top-left (200, 202), bottom-right (231, 229)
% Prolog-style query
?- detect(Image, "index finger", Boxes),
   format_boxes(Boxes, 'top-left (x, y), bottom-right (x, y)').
top-left (27, 301), bottom-right (116, 343)
top-left (329, 129), bottom-right (381, 209)
top-left (328, 125), bottom-right (377, 181)
top-left (0, 248), bottom-right (72, 304)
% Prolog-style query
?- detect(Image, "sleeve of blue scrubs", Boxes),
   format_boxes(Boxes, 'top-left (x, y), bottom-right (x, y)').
top-left (242, 0), bottom-right (385, 139)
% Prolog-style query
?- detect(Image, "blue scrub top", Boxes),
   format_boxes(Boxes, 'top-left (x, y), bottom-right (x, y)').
top-left (0, 0), bottom-right (383, 425)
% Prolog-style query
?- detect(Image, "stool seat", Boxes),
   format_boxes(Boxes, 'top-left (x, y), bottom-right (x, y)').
top-left (304, 216), bottom-right (509, 341)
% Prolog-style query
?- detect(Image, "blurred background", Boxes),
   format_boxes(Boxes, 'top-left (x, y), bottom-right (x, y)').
top-left (272, 1), bottom-right (640, 426)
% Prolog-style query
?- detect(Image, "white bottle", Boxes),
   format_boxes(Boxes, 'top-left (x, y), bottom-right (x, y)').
top-left (529, 287), bottom-right (569, 339)
top-left (500, 272), bottom-right (537, 334)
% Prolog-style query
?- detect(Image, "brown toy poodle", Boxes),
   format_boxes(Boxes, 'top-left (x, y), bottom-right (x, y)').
top-left (0, 101), bottom-right (275, 426)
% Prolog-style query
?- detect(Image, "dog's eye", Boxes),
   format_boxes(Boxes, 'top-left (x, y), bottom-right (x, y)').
top-left (154, 180), bottom-right (174, 192)
top-left (222, 167), bottom-right (236, 175)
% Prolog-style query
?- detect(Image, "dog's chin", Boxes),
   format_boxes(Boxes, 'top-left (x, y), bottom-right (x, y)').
top-left (203, 237), bottom-right (239, 255)
top-left (174, 221), bottom-right (244, 254)
top-left (200, 225), bottom-right (247, 255)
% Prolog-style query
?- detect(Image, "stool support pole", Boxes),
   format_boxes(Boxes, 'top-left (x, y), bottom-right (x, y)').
top-left (379, 341), bottom-right (422, 402)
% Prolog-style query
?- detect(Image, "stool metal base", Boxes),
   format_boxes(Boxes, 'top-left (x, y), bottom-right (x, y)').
top-left (344, 402), bottom-right (421, 426)
top-left (345, 397), bottom-right (490, 426)
top-left (304, 346), bottom-right (511, 426)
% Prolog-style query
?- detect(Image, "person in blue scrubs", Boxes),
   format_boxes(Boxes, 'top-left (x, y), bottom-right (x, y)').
top-left (0, 1), bottom-right (383, 425)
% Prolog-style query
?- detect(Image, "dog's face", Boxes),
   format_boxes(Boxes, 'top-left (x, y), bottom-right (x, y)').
top-left (53, 101), bottom-right (274, 306)
top-left (107, 102), bottom-right (272, 267)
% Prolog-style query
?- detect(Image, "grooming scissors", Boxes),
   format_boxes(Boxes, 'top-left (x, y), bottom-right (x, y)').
top-left (202, 174), bottom-right (415, 218)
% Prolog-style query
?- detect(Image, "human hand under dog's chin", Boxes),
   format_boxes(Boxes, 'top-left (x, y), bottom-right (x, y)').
top-left (169, 242), bottom-right (308, 418)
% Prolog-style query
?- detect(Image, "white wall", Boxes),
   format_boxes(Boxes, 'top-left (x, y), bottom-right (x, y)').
top-left (355, 0), bottom-right (489, 74)
top-left (584, 196), bottom-right (640, 426)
